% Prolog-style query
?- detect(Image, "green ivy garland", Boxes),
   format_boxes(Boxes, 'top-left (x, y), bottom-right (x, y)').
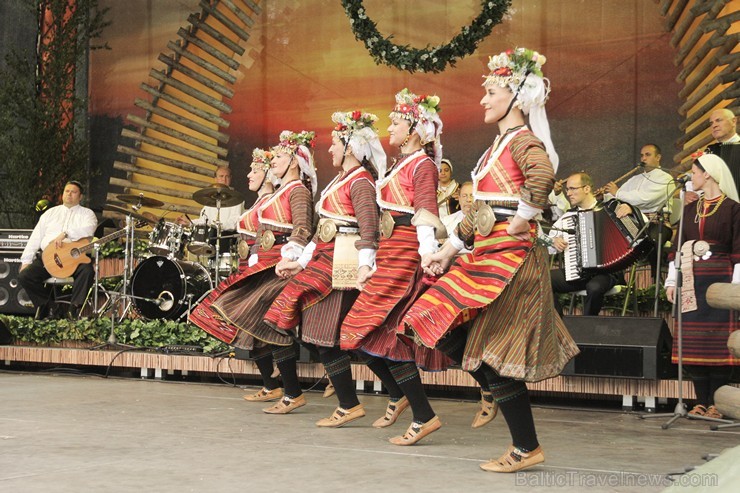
top-left (0, 314), bottom-right (227, 353)
top-left (341, 0), bottom-right (511, 73)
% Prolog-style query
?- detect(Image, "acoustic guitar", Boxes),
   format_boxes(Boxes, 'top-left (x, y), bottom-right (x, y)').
top-left (41, 225), bottom-right (140, 278)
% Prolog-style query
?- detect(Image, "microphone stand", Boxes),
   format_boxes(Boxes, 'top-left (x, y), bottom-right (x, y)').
top-left (640, 183), bottom-right (733, 428)
top-left (627, 181), bottom-right (682, 316)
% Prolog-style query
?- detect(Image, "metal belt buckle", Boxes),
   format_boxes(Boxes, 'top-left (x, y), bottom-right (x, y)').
top-left (318, 219), bottom-right (338, 243)
top-left (237, 239), bottom-right (250, 259)
top-left (380, 211), bottom-right (395, 239)
top-left (476, 203), bottom-right (495, 236)
top-left (260, 230), bottom-right (276, 250)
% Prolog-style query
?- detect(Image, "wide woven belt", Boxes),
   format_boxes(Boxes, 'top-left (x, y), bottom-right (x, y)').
top-left (380, 211), bottom-right (413, 239)
top-left (475, 204), bottom-right (516, 236)
top-left (317, 218), bottom-right (359, 242)
top-left (259, 230), bottom-right (289, 250)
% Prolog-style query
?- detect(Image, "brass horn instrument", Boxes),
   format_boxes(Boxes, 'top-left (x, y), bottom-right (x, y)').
top-left (594, 164), bottom-right (644, 196)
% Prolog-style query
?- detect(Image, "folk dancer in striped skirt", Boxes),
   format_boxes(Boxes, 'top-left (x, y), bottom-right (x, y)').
top-left (403, 48), bottom-right (580, 472)
top-left (665, 152), bottom-right (740, 420)
top-left (189, 148), bottom-right (284, 399)
top-left (189, 132), bottom-right (316, 412)
top-left (264, 110), bottom-right (386, 427)
top-left (340, 89), bottom-right (451, 446)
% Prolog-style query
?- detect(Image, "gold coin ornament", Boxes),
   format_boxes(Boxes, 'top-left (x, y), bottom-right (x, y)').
top-left (380, 211), bottom-right (395, 239)
top-left (476, 203), bottom-right (495, 237)
top-left (260, 230), bottom-right (276, 250)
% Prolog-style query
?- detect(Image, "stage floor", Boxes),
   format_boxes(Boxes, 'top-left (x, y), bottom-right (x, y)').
top-left (1, 372), bottom-right (738, 492)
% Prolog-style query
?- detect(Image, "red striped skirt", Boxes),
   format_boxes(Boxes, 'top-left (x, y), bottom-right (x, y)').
top-left (403, 220), bottom-right (579, 382)
top-left (403, 221), bottom-right (533, 347)
top-left (188, 246), bottom-right (291, 348)
top-left (264, 242), bottom-right (359, 347)
top-left (340, 225), bottom-right (451, 371)
top-left (674, 252), bottom-right (739, 366)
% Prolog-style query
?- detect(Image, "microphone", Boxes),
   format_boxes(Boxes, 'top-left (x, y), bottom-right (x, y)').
top-left (675, 174), bottom-right (691, 185)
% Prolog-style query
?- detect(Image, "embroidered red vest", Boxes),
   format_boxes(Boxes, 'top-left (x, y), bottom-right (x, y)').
top-left (377, 151), bottom-right (429, 214)
top-left (317, 166), bottom-right (374, 223)
top-left (259, 180), bottom-right (303, 229)
top-left (472, 127), bottom-right (528, 205)
top-left (237, 194), bottom-right (271, 237)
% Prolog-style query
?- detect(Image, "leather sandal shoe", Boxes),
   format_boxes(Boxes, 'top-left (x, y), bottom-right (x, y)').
top-left (389, 416), bottom-right (441, 446)
top-left (243, 387), bottom-right (283, 402)
top-left (472, 391), bottom-right (498, 428)
top-left (316, 404), bottom-right (365, 428)
top-left (480, 445), bottom-right (545, 473)
top-left (372, 396), bottom-right (410, 428)
top-left (263, 394), bottom-right (306, 414)
top-left (705, 405), bottom-right (723, 419)
top-left (688, 404), bottom-right (707, 416)
top-left (323, 382), bottom-right (336, 398)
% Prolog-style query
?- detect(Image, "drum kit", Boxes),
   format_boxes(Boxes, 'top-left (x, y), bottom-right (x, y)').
top-left (93, 185), bottom-right (244, 326)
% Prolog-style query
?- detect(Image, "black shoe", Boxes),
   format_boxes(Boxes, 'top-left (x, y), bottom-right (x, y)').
top-left (35, 303), bottom-right (51, 320)
top-left (66, 304), bottom-right (81, 320)
top-left (54, 304), bottom-right (69, 320)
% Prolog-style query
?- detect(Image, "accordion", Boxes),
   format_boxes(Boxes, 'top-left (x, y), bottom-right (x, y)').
top-left (564, 200), bottom-right (652, 281)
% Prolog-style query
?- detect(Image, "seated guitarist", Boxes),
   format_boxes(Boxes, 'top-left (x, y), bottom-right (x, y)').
top-left (19, 181), bottom-right (97, 319)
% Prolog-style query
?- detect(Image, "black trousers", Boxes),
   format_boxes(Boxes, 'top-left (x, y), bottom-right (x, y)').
top-left (18, 255), bottom-right (94, 310)
top-left (551, 268), bottom-right (618, 316)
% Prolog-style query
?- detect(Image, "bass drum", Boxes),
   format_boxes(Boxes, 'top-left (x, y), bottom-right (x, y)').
top-left (131, 256), bottom-right (212, 320)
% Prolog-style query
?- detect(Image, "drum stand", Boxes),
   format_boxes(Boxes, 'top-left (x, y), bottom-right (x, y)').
top-left (640, 185), bottom-right (733, 428)
top-left (81, 243), bottom-right (111, 319)
top-left (213, 199), bottom-right (224, 285)
top-left (91, 207), bottom-right (140, 350)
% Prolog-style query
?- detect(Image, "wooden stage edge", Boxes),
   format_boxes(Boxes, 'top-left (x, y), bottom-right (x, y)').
top-left (4, 344), bottom-right (736, 411)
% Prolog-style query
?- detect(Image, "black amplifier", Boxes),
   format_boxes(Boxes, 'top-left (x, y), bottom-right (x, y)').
top-left (0, 229), bottom-right (33, 250)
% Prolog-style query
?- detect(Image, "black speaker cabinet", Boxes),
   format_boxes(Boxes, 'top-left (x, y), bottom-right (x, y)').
top-left (561, 316), bottom-right (676, 380)
top-left (0, 250), bottom-right (35, 315)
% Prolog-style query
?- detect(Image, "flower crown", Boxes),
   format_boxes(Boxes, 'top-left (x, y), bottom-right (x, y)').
top-left (332, 110), bottom-right (380, 139)
top-left (274, 130), bottom-right (316, 154)
top-left (389, 88), bottom-right (441, 124)
top-left (483, 47), bottom-right (546, 88)
top-left (250, 148), bottom-right (273, 172)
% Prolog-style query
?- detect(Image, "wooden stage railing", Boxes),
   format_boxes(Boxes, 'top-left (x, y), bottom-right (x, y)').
top-left (0, 344), bottom-right (710, 411)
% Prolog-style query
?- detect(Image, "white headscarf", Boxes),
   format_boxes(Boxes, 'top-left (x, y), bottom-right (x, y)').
top-left (331, 111), bottom-right (387, 180)
top-left (696, 153), bottom-right (739, 201)
top-left (274, 130), bottom-right (318, 196)
top-left (389, 88), bottom-right (444, 169)
top-left (483, 47), bottom-right (559, 171)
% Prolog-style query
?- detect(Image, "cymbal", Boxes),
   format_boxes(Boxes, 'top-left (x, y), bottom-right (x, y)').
top-left (103, 204), bottom-right (157, 225)
top-left (116, 193), bottom-right (165, 209)
top-left (192, 184), bottom-right (244, 207)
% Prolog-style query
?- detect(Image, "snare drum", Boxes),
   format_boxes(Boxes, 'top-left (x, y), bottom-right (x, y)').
top-left (131, 256), bottom-right (212, 320)
top-left (187, 226), bottom-right (237, 257)
top-left (149, 221), bottom-right (188, 257)
top-left (208, 252), bottom-right (238, 276)
top-left (188, 224), bottom-right (215, 256)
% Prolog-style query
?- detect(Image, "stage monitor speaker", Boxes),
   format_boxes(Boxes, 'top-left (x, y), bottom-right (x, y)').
top-left (561, 316), bottom-right (676, 380)
top-left (0, 250), bottom-right (35, 315)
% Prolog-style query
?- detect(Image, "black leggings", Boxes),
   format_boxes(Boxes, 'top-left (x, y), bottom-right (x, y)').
top-left (318, 346), bottom-right (360, 409)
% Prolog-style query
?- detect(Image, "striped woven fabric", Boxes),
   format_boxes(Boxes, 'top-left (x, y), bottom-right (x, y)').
top-left (188, 246), bottom-right (291, 348)
top-left (403, 220), bottom-right (534, 348)
top-left (462, 244), bottom-right (580, 382)
top-left (264, 241), bottom-right (335, 331)
top-left (301, 289), bottom-right (358, 347)
top-left (340, 225), bottom-right (451, 371)
top-left (675, 253), bottom-right (739, 366)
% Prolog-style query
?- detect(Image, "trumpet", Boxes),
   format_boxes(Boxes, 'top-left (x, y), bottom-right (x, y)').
top-left (593, 163), bottom-right (644, 196)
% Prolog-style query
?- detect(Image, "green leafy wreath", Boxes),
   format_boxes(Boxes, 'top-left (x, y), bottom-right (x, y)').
top-left (341, 0), bottom-right (511, 74)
